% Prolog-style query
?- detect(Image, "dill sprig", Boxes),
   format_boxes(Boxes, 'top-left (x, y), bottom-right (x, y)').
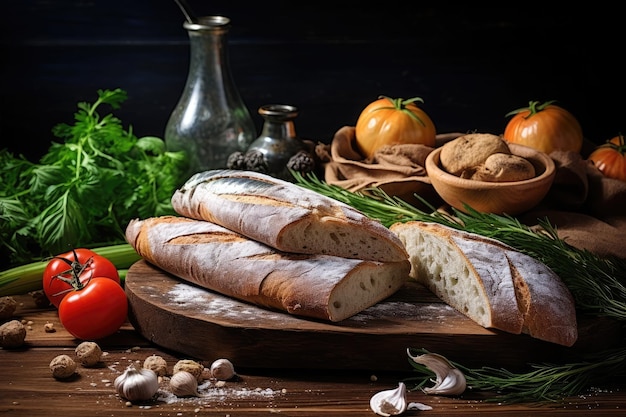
top-left (405, 347), bottom-right (626, 403)
top-left (292, 171), bottom-right (626, 320)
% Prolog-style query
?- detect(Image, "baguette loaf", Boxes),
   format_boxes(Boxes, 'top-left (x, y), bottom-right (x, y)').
top-left (390, 221), bottom-right (577, 346)
top-left (170, 170), bottom-right (408, 263)
top-left (125, 216), bottom-right (410, 322)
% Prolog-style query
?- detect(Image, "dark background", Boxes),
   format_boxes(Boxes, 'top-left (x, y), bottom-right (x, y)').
top-left (1, 1), bottom-right (624, 162)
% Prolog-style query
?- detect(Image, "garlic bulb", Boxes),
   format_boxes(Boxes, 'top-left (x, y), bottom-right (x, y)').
top-left (369, 382), bottom-right (408, 417)
top-left (114, 365), bottom-right (159, 402)
top-left (210, 358), bottom-right (236, 380)
top-left (407, 349), bottom-right (466, 396)
top-left (170, 370), bottom-right (200, 397)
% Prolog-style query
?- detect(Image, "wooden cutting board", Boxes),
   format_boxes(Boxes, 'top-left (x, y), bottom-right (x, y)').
top-left (125, 260), bottom-right (621, 371)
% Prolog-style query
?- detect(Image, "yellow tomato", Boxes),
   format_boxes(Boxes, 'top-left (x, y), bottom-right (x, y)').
top-left (355, 96), bottom-right (436, 159)
top-left (503, 100), bottom-right (583, 154)
top-left (588, 133), bottom-right (626, 182)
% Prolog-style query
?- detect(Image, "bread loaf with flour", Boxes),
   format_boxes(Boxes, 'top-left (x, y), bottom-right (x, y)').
top-left (390, 221), bottom-right (577, 346)
top-left (125, 216), bottom-right (410, 322)
top-left (170, 170), bottom-right (408, 262)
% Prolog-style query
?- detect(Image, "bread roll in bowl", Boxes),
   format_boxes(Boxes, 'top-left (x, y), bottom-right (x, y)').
top-left (425, 143), bottom-right (555, 215)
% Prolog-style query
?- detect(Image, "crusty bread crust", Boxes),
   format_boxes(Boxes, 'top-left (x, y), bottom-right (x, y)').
top-left (170, 170), bottom-right (408, 262)
top-left (125, 216), bottom-right (410, 322)
top-left (390, 221), bottom-right (577, 346)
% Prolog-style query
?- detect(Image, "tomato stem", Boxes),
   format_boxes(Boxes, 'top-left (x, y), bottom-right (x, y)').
top-left (505, 100), bottom-right (557, 119)
top-left (600, 133), bottom-right (626, 153)
top-left (51, 249), bottom-right (95, 291)
top-left (376, 95), bottom-right (427, 126)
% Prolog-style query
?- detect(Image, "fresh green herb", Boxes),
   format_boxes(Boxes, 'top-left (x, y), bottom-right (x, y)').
top-left (293, 171), bottom-right (626, 321)
top-left (294, 170), bottom-right (626, 402)
top-left (405, 347), bottom-right (626, 403)
top-left (0, 89), bottom-right (188, 267)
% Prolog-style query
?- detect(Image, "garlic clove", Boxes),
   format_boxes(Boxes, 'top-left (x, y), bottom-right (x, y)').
top-left (210, 358), bottom-right (236, 381)
top-left (369, 382), bottom-right (408, 416)
top-left (406, 349), bottom-right (466, 396)
top-left (170, 370), bottom-right (200, 397)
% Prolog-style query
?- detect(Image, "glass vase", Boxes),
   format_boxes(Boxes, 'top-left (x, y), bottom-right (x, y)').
top-left (165, 15), bottom-right (256, 176)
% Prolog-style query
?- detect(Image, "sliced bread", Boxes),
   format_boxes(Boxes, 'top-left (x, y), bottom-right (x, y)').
top-left (170, 170), bottom-right (408, 263)
top-left (390, 221), bottom-right (578, 346)
top-left (125, 216), bottom-right (410, 322)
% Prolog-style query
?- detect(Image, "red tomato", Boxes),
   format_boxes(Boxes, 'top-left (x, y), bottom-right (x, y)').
top-left (355, 96), bottom-right (436, 159)
top-left (503, 100), bottom-right (583, 155)
top-left (588, 133), bottom-right (626, 182)
top-left (43, 248), bottom-right (120, 308)
top-left (58, 277), bottom-right (128, 340)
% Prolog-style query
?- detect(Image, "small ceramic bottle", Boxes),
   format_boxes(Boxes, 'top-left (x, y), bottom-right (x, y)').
top-left (246, 104), bottom-right (308, 180)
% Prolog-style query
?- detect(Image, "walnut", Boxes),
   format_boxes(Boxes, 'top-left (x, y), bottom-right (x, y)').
top-left (0, 319), bottom-right (26, 348)
top-left (143, 354), bottom-right (169, 376)
top-left (75, 341), bottom-right (103, 367)
top-left (0, 296), bottom-right (18, 320)
top-left (173, 359), bottom-right (204, 382)
top-left (50, 354), bottom-right (77, 379)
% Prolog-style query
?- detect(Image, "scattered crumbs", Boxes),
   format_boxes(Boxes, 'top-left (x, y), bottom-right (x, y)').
top-left (90, 383), bottom-right (97, 387)
top-left (370, 375), bottom-right (378, 382)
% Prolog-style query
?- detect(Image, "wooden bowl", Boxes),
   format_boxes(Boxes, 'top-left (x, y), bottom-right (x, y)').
top-left (425, 143), bottom-right (556, 215)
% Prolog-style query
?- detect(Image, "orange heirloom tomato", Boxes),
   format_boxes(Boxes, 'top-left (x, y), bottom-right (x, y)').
top-left (588, 133), bottom-right (626, 182)
top-left (503, 100), bottom-right (583, 155)
top-left (355, 96), bottom-right (436, 159)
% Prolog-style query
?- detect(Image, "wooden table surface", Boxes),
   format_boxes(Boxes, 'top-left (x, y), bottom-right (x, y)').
top-left (2, 293), bottom-right (625, 417)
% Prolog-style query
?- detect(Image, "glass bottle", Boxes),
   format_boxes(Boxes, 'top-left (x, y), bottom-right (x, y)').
top-left (165, 15), bottom-right (256, 175)
top-left (246, 104), bottom-right (307, 180)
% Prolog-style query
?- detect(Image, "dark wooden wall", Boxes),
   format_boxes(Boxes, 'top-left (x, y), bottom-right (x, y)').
top-left (1, 1), bottom-right (624, 161)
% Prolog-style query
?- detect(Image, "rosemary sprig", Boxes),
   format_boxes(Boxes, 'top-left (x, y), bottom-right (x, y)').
top-left (405, 347), bottom-right (626, 403)
top-left (293, 171), bottom-right (626, 320)
top-left (293, 171), bottom-right (626, 403)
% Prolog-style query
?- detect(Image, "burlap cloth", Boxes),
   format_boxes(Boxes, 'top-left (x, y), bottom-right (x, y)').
top-left (316, 126), bottom-right (626, 260)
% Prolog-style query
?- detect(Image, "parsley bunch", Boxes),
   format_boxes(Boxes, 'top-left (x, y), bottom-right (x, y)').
top-left (0, 89), bottom-right (188, 266)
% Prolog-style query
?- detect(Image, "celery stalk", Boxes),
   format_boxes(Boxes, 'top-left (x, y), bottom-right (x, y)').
top-left (0, 243), bottom-right (141, 296)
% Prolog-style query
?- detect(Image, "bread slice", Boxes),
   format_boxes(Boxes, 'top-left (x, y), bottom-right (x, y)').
top-left (170, 170), bottom-right (408, 263)
top-left (390, 221), bottom-right (577, 346)
top-left (125, 216), bottom-right (410, 322)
